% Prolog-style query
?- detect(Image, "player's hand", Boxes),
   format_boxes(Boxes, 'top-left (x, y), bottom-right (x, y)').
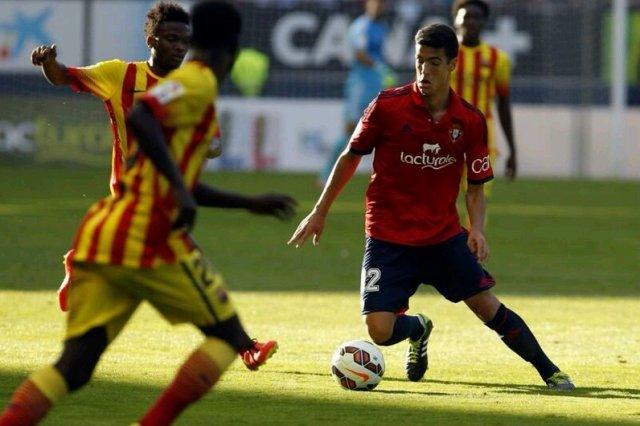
top-left (172, 187), bottom-right (197, 232)
top-left (248, 193), bottom-right (297, 221)
top-left (287, 211), bottom-right (326, 247)
top-left (31, 44), bottom-right (57, 66)
top-left (467, 230), bottom-right (489, 263)
top-left (505, 153), bottom-right (517, 181)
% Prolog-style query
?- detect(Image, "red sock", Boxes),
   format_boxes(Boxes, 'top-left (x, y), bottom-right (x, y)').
top-left (0, 380), bottom-right (52, 426)
top-left (139, 350), bottom-right (220, 426)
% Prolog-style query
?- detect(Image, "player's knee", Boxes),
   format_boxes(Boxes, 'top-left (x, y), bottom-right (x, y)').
top-left (464, 290), bottom-right (501, 322)
top-left (199, 315), bottom-right (253, 353)
top-left (54, 327), bottom-right (108, 392)
top-left (364, 316), bottom-right (393, 345)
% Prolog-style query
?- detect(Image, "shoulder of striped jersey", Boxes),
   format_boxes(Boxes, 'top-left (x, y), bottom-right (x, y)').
top-left (155, 65), bottom-right (216, 110)
top-left (485, 43), bottom-right (509, 60)
top-left (79, 59), bottom-right (128, 82)
top-left (132, 60), bottom-right (154, 72)
top-left (94, 58), bottom-right (128, 70)
top-left (97, 58), bottom-right (126, 65)
top-left (89, 59), bottom-right (128, 87)
top-left (170, 63), bottom-right (215, 88)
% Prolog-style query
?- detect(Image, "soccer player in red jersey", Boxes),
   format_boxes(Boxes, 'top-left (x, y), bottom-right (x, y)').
top-left (0, 3), bottom-right (297, 425)
top-left (30, 1), bottom-right (277, 369)
top-left (289, 24), bottom-right (573, 390)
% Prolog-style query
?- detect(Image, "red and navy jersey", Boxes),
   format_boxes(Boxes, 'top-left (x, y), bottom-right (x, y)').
top-left (349, 83), bottom-right (493, 246)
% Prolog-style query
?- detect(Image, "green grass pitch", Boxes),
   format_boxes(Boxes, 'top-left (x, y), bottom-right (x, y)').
top-left (0, 164), bottom-right (639, 425)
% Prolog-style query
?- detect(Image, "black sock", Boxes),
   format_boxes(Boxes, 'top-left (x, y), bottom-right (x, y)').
top-left (485, 304), bottom-right (559, 380)
top-left (378, 314), bottom-right (425, 346)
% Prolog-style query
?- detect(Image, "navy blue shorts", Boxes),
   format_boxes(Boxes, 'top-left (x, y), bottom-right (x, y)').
top-left (360, 232), bottom-right (495, 314)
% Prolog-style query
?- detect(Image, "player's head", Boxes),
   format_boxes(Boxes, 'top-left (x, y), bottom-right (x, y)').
top-left (145, 1), bottom-right (190, 70)
top-left (190, 1), bottom-right (242, 81)
top-left (365, 0), bottom-right (386, 20)
top-left (414, 24), bottom-right (458, 97)
top-left (452, 0), bottom-right (489, 42)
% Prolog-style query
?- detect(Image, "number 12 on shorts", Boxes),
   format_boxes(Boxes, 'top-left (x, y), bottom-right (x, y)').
top-left (361, 268), bottom-right (381, 292)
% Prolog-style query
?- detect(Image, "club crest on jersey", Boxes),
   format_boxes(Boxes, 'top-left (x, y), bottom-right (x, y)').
top-left (449, 122), bottom-right (463, 143)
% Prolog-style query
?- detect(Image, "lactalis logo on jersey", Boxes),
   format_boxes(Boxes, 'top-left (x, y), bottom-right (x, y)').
top-left (400, 143), bottom-right (456, 170)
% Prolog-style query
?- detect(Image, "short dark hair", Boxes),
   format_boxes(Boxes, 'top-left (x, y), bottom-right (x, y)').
top-left (190, 1), bottom-right (242, 52)
top-left (145, 1), bottom-right (190, 37)
top-left (415, 24), bottom-right (459, 61)
top-left (451, 0), bottom-right (490, 19)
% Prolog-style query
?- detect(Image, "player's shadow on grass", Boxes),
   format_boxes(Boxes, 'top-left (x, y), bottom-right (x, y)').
top-left (265, 371), bottom-right (453, 396)
top-left (426, 378), bottom-right (640, 400)
top-left (268, 371), bottom-right (640, 400)
top-left (374, 388), bottom-right (451, 396)
top-left (0, 369), bottom-right (625, 425)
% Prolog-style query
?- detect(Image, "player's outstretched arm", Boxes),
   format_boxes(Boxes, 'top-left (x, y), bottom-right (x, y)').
top-left (31, 44), bottom-right (71, 86)
top-left (288, 150), bottom-right (361, 247)
top-left (465, 183), bottom-right (489, 262)
top-left (127, 103), bottom-right (196, 232)
top-left (193, 183), bottom-right (297, 221)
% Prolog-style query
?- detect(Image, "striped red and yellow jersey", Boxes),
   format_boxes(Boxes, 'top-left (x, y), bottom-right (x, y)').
top-left (67, 60), bottom-right (162, 194)
top-left (450, 42), bottom-right (510, 149)
top-left (71, 61), bottom-right (219, 269)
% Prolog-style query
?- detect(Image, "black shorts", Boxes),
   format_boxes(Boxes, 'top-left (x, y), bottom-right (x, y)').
top-left (360, 232), bottom-right (495, 314)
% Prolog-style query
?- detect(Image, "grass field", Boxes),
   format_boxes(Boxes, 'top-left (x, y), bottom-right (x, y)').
top-left (1, 164), bottom-right (639, 425)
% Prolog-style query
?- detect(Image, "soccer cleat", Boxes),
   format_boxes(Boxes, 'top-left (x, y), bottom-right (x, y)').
top-left (405, 314), bottom-right (433, 382)
top-left (545, 371), bottom-right (575, 390)
top-left (240, 340), bottom-right (278, 371)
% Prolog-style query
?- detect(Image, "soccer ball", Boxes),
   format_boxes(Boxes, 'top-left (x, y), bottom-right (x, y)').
top-left (330, 340), bottom-right (385, 391)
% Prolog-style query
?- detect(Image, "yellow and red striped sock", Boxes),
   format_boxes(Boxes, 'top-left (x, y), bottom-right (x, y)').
top-left (139, 338), bottom-right (235, 426)
top-left (0, 366), bottom-right (67, 426)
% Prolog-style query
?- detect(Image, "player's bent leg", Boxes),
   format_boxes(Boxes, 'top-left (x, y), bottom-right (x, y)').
top-left (0, 263), bottom-right (135, 426)
top-left (199, 315), bottom-right (254, 352)
top-left (364, 311), bottom-right (432, 382)
top-left (54, 326), bottom-right (109, 391)
top-left (473, 291), bottom-right (574, 390)
top-left (137, 252), bottom-right (279, 372)
top-left (404, 313), bottom-right (433, 382)
top-left (139, 337), bottom-right (237, 426)
top-left (364, 312), bottom-right (396, 344)
top-left (463, 289), bottom-right (501, 322)
top-left (199, 315), bottom-right (278, 371)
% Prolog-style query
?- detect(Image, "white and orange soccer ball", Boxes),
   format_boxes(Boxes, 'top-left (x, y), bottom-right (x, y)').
top-left (330, 340), bottom-right (385, 391)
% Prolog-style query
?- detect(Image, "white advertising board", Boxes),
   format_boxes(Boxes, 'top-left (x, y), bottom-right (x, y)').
top-left (210, 97), bottom-right (373, 174)
top-left (210, 98), bottom-right (640, 179)
top-left (0, 1), bottom-right (83, 72)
